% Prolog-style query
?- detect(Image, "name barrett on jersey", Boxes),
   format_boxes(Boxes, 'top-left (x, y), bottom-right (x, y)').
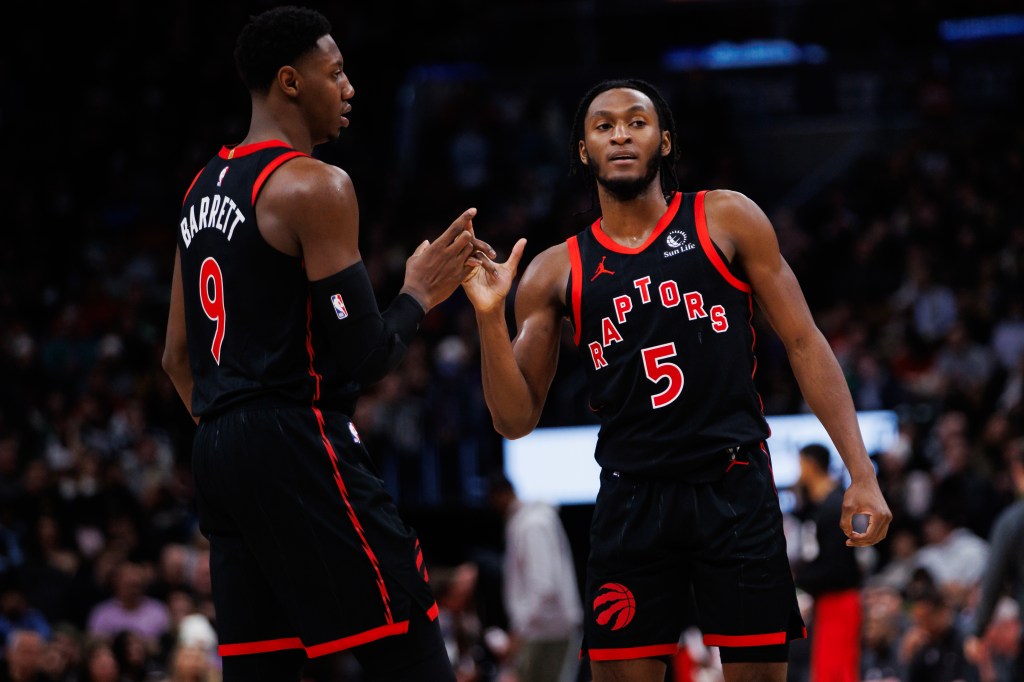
top-left (180, 193), bottom-right (246, 247)
top-left (586, 275), bottom-right (729, 371)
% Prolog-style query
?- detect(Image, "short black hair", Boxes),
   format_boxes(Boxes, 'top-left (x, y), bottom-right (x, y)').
top-left (799, 443), bottom-right (832, 473)
top-left (568, 78), bottom-right (680, 199)
top-left (234, 6), bottom-right (332, 93)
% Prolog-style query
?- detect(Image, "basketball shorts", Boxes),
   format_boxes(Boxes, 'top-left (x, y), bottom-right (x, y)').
top-left (192, 405), bottom-right (443, 664)
top-left (581, 442), bottom-right (806, 663)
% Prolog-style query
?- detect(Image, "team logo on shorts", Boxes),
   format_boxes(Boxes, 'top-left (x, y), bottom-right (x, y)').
top-left (331, 293), bottom-right (349, 320)
top-left (593, 582), bottom-right (636, 630)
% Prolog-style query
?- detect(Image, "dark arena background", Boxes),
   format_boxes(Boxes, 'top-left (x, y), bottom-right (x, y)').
top-left (2, 1), bottom-right (1023, 680)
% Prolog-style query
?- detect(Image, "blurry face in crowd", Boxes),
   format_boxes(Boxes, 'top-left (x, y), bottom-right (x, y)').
top-left (86, 644), bottom-right (120, 682)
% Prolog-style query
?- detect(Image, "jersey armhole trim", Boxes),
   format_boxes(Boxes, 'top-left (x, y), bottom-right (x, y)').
top-left (181, 167), bottom-right (205, 207)
top-left (695, 190), bottom-right (752, 293)
top-left (252, 151), bottom-right (308, 206)
top-left (567, 236), bottom-right (583, 346)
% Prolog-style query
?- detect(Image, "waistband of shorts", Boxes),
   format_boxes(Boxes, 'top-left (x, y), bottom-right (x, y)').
top-left (199, 396), bottom-right (352, 422)
top-left (604, 441), bottom-right (766, 483)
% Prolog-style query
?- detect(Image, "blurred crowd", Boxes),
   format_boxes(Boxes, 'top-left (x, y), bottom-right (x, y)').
top-left (2, 3), bottom-right (1024, 681)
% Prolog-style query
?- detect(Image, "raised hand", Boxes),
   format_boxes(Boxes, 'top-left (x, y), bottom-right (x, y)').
top-left (400, 208), bottom-right (496, 311)
top-left (461, 238), bottom-right (528, 315)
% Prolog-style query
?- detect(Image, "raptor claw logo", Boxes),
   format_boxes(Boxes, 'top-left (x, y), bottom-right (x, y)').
top-left (593, 582), bottom-right (636, 630)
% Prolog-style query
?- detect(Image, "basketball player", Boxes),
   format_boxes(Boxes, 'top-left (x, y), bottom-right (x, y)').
top-left (460, 79), bottom-right (892, 682)
top-left (161, 7), bottom-right (492, 681)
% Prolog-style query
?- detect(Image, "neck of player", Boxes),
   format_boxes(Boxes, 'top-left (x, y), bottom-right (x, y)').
top-left (596, 180), bottom-right (669, 245)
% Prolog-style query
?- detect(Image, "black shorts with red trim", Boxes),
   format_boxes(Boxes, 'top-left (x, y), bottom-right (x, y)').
top-left (581, 442), bottom-right (805, 663)
top-left (192, 405), bottom-right (441, 661)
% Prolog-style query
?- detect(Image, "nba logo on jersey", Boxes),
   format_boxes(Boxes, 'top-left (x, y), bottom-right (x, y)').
top-left (331, 294), bottom-right (348, 320)
top-left (217, 166), bottom-right (229, 187)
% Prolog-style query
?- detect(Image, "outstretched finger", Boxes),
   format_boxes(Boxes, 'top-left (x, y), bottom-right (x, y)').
top-left (440, 208), bottom-right (478, 243)
top-left (412, 239), bottom-right (430, 257)
top-left (504, 238), bottom-right (528, 272)
top-left (471, 237), bottom-right (497, 259)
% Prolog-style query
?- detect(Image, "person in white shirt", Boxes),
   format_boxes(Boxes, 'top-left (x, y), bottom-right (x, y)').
top-left (488, 474), bottom-right (583, 682)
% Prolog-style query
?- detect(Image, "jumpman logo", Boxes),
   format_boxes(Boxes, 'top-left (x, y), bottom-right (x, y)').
top-left (591, 256), bottom-right (615, 281)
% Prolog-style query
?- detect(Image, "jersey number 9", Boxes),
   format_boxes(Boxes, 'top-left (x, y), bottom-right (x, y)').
top-left (199, 257), bottom-right (226, 364)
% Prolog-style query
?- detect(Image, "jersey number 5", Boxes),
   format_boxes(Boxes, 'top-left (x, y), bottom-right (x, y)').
top-left (199, 257), bottom-right (226, 364)
top-left (641, 342), bottom-right (683, 409)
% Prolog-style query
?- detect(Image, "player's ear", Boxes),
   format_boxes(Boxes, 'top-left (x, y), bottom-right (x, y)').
top-left (277, 66), bottom-right (300, 96)
top-left (661, 131), bottom-right (672, 158)
top-left (579, 140), bottom-right (589, 166)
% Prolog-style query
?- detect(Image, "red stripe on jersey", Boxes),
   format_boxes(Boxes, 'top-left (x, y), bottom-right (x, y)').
top-left (218, 637), bottom-right (304, 657)
top-left (702, 631), bottom-right (789, 647)
top-left (694, 190), bottom-right (751, 293)
top-left (567, 236), bottom-right (584, 346)
top-left (304, 621), bottom-right (409, 659)
top-left (590, 192), bottom-right (682, 255)
top-left (746, 292), bottom-right (768, 420)
top-left (427, 602), bottom-right (440, 621)
top-left (182, 167), bottom-right (205, 207)
top-left (304, 296), bottom-right (322, 403)
top-left (252, 151), bottom-right (306, 205)
top-left (218, 139), bottom-right (292, 159)
top-left (587, 643), bottom-right (680, 661)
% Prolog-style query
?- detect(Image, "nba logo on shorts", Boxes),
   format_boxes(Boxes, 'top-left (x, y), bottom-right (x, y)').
top-left (331, 294), bottom-right (348, 320)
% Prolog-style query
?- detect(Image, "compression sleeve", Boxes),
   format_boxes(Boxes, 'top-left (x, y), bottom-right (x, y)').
top-left (308, 261), bottom-right (425, 386)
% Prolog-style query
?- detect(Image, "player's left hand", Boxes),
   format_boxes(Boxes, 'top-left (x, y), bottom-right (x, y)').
top-left (840, 477), bottom-right (892, 547)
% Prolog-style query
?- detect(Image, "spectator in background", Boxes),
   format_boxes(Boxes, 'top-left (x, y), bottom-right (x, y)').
top-left (964, 438), bottom-right (1024, 681)
top-left (914, 499), bottom-right (990, 610)
top-left (0, 629), bottom-right (47, 682)
top-left (487, 474), bottom-right (582, 682)
top-left (0, 582), bottom-right (51, 647)
top-left (86, 561), bottom-right (169, 656)
top-left (78, 639), bottom-right (120, 682)
top-left (860, 584), bottom-right (907, 682)
top-left (792, 444), bottom-right (863, 682)
top-left (433, 562), bottom-right (491, 682)
top-left (899, 581), bottom-right (974, 682)
top-left (38, 623), bottom-right (82, 682)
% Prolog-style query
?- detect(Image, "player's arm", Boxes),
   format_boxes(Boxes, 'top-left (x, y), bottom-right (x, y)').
top-left (258, 159), bottom-right (488, 386)
top-left (706, 189), bottom-right (892, 547)
top-left (161, 247), bottom-right (197, 423)
top-left (463, 242), bottom-right (565, 439)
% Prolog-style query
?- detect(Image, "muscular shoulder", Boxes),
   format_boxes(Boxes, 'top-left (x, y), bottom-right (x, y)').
top-left (261, 156), bottom-right (354, 209)
top-left (518, 242), bottom-right (570, 307)
top-left (704, 189), bottom-right (778, 264)
top-left (256, 157), bottom-right (359, 261)
top-left (705, 189), bottom-right (772, 235)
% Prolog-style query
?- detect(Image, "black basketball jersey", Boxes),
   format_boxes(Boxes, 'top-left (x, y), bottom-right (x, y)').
top-left (177, 140), bottom-right (359, 417)
top-left (566, 191), bottom-right (770, 478)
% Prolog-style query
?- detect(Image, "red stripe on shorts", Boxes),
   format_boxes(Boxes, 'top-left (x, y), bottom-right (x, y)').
top-left (703, 631), bottom-right (788, 647)
top-left (304, 621), bottom-right (409, 658)
top-left (218, 637), bottom-right (304, 657)
top-left (587, 643), bottom-right (680, 661)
